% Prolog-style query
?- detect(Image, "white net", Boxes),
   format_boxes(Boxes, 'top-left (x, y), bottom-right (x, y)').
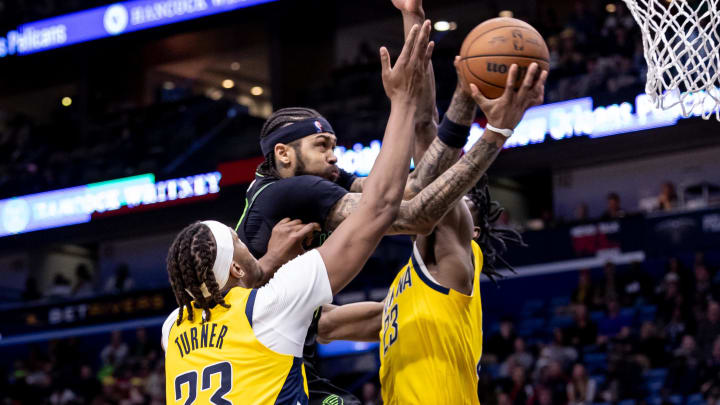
top-left (622, 0), bottom-right (720, 120)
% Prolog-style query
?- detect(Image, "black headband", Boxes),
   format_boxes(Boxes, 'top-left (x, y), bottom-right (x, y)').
top-left (260, 117), bottom-right (335, 156)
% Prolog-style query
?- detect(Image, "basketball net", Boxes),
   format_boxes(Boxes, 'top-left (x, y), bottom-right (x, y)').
top-left (622, 0), bottom-right (720, 120)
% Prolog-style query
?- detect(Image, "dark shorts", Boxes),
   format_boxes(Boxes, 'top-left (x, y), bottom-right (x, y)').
top-left (308, 377), bottom-right (361, 405)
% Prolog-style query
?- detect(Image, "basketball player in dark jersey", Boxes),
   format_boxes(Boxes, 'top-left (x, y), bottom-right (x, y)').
top-left (235, 2), bottom-right (545, 403)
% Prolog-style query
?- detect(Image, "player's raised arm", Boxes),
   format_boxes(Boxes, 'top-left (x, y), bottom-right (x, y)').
top-left (318, 21), bottom-right (434, 295)
top-left (328, 63), bottom-right (547, 236)
top-left (393, 63), bottom-right (548, 234)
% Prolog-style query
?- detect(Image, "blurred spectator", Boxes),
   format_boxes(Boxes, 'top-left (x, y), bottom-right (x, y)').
top-left (47, 273), bottom-right (72, 299)
top-left (100, 331), bottom-right (129, 368)
top-left (497, 392), bottom-right (512, 405)
top-left (540, 360), bottom-right (570, 404)
top-left (656, 274), bottom-right (685, 323)
top-left (22, 276), bottom-right (42, 301)
top-left (501, 338), bottom-right (535, 376)
top-left (571, 269), bottom-right (596, 308)
top-left (662, 257), bottom-right (692, 296)
top-left (566, 1), bottom-right (598, 46)
top-left (130, 328), bottom-right (154, 358)
top-left (503, 365), bottom-right (533, 405)
top-left (536, 329), bottom-right (578, 371)
top-left (567, 363), bottom-right (596, 405)
top-left (527, 385), bottom-right (554, 405)
top-left (362, 381), bottom-right (379, 405)
top-left (635, 321), bottom-right (667, 369)
top-left (602, 355), bottom-right (645, 401)
top-left (564, 304), bottom-right (599, 347)
top-left (657, 181), bottom-right (679, 212)
top-left (698, 301), bottom-right (720, 357)
top-left (598, 300), bottom-right (632, 339)
top-left (601, 192), bottom-right (625, 220)
top-left (593, 262), bottom-right (620, 307)
top-left (487, 318), bottom-right (517, 363)
top-left (72, 264), bottom-right (94, 297)
top-left (104, 264), bottom-right (134, 294)
top-left (602, 2), bottom-right (635, 34)
top-left (620, 261), bottom-right (653, 306)
top-left (701, 337), bottom-right (720, 402)
top-left (692, 263), bottom-right (713, 306)
top-left (662, 306), bottom-right (689, 348)
top-left (74, 364), bottom-right (102, 402)
top-left (667, 335), bottom-right (702, 395)
top-left (574, 202), bottom-right (589, 222)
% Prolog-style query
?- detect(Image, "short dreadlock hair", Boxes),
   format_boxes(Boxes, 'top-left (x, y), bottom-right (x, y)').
top-left (256, 107), bottom-right (324, 178)
top-left (167, 222), bottom-right (231, 326)
top-left (466, 174), bottom-right (526, 283)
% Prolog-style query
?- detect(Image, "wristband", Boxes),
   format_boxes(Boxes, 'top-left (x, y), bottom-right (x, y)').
top-left (438, 117), bottom-right (471, 148)
top-left (485, 123), bottom-right (514, 138)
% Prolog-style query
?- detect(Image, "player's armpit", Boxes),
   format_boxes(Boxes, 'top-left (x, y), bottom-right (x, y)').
top-left (317, 302), bottom-right (384, 344)
top-left (349, 176), bottom-right (365, 193)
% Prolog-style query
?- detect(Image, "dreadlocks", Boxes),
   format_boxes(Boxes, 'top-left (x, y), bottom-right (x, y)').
top-left (166, 222), bottom-right (231, 326)
top-left (467, 174), bottom-right (527, 283)
top-left (257, 107), bottom-right (324, 178)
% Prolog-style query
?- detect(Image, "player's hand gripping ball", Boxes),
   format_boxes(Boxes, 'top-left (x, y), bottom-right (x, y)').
top-left (458, 17), bottom-right (550, 99)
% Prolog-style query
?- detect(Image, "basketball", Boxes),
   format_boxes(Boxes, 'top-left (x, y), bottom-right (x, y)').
top-left (459, 17), bottom-right (550, 99)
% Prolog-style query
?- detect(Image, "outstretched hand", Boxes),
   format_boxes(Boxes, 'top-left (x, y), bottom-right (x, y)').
top-left (380, 20), bottom-right (435, 102)
top-left (470, 62), bottom-right (548, 130)
top-left (391, 0), bottom-right (424, 18)
top-left (262, 218), bottom-right (320, 278)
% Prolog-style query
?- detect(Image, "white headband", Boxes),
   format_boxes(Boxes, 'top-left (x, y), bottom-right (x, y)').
top-left (185, 220), bottom-right (235, 299)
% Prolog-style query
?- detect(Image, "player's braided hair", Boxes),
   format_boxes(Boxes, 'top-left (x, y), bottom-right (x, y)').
top-left (257, 107), bottom-right (324, 178)
top-left (467, 174), bottom-right (526, 283)
top-left (166, 222), bottom-right (231, 326)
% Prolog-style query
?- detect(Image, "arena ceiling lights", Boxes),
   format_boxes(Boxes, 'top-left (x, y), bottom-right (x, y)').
top-left (0, 0), bottom-right (277, 58)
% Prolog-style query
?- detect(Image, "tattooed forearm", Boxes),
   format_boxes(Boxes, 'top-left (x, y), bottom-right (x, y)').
top-left (391, 134), bottom-right (504, 235)
top-left (445, 86), bottom-right (477, 126)
top-left (349, 177), bottom-right (365, 193)
top-left (405, 86), bottom-right (476, 200)
top-left (330, 133), bottom-right (503, 235)
top-left (406, 138), bottom-right (461, 199)
top-left (325, 193), bottom-right (361, 231)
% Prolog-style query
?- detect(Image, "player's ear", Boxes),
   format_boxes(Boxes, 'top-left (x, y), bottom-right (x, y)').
top-left (229, 261), bottom-right (245, 281)
top-left (473, 226), bottom-right (481, 240)
top-left (274, 143), bottom-right (293, 166)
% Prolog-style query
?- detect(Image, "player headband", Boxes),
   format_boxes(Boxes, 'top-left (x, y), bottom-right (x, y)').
top-left (260, 117), bottom-right (335, 156)
top-left (185, 220), bottom-right (234, 299)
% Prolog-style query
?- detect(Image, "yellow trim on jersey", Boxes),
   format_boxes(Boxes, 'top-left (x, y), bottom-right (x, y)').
top-left (164, 288), bottom-right (309, 404)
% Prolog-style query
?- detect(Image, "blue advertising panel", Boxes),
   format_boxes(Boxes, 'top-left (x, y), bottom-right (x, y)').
top-left (0, 0), bottom-right (277, 58)
top-left (335, 90), bottom-right (717, 175)
top-left (0, 171), bottom-right (221, 237)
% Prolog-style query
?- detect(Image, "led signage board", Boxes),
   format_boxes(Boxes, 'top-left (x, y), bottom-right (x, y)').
top-left (335, 91), bottom-right (716, 175)
top-left (0, 172), bottom-right (221, 237)
top-left (0, 0), bottom-right (277, 58)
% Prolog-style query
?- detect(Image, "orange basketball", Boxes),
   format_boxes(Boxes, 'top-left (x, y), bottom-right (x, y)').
top-left (459, 17), bottom-right (550, 99)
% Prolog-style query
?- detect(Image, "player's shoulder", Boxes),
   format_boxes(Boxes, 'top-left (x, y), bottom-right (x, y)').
top-left (161, 307), bottom-right (181, 352)
top-left (254, 175), bottom-right (339, 198)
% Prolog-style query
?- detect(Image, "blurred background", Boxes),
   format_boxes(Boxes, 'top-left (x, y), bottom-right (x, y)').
top-left (0, 0), bottom-right (719, 404)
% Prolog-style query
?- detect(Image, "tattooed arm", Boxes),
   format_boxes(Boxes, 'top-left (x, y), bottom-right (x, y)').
top-left (350, 57), bottom-right (477, 198)
top-left (329, 63), bottom-right (548, 236)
